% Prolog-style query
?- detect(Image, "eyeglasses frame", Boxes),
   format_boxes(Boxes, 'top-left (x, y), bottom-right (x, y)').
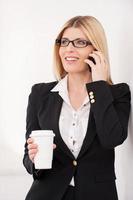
top-left (55, 38), bottom-right (92, 48)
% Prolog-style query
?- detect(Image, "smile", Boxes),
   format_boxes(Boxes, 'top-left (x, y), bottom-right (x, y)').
top-left (65, 57), bottom-right (79, 61)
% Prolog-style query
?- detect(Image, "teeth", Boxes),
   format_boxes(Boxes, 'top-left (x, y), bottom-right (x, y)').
top-left (65, 57), bottom-right (79, 61)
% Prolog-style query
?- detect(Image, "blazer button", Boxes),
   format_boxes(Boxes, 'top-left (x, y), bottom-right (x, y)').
top-left (90, 99), bottom-right (95, 103)
top-left (89, 91), bottom-right (94, 96)
top-left (89, 95), bottom-right (94, 99)
top-left (73, 160), bottom-right (77, 166)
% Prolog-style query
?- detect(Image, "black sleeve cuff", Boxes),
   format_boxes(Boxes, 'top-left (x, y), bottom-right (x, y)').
top-left (86, 80), bottom-right (114, 109)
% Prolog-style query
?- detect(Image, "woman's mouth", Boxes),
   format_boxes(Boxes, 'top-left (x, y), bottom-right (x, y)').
top-left (64, 56), bottom-right (79, 64)
top-left (65, 56), bottom-right (79, 61)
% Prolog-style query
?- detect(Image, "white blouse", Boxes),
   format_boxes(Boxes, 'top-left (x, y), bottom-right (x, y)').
top-left (51, 75), bottom-right (90, 186)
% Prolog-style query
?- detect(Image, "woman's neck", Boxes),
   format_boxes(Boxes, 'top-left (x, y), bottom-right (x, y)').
top-left (67, 72), bottom-right (92, 94)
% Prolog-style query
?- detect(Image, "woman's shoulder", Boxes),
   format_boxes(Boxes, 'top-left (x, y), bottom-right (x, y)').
top-left (109, 82), bottom-right (131, 99)
top-left (29, 81), bottom-right (58, 99)
top-left (32, 81), bottom-right (58, 92)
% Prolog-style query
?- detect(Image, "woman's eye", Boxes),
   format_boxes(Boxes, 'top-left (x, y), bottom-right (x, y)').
top-left (61, 39), bottom-right (68, 45)
top-left (77, 40), bottom-right (86, 45)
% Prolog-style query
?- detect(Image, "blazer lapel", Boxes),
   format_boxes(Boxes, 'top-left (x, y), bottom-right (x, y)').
top-left (77, 108), bottom-right (96, 159)
top-left (51, 92), bottom-right (75, 160)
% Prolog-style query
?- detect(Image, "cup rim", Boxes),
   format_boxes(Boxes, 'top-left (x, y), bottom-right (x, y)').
top-left (30, 130), bottom-right (55, 137)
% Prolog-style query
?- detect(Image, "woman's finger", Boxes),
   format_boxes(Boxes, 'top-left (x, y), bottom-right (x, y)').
top-left (53, 144), bottom-right (57, 149)
top-left (93, 51), bottom-right (107, 66)
top-left (27, 137), bottom-right (34, 144)
top-left (29, 149), bottom-right (38, 155)
top-left (89, 53), bottom-right (100, 65)
top-left (84, 59), bottom-right (95, 68)
top-left (28, 143), bottom-right (38, 150)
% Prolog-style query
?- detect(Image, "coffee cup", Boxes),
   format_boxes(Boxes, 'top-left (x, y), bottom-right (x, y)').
top-left (30, 130), bottom-right (55, 169)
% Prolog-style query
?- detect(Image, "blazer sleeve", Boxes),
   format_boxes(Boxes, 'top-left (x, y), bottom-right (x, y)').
top-left (86, 80), bottom-right (131, 149)
top-left (23, 84), bottom-right (43, 179)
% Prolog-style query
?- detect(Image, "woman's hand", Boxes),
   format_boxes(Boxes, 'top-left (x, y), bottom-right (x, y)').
top-left (27, 137), bottom-right (57, 163)
top-left (84, 51), bottom-right (108, 82)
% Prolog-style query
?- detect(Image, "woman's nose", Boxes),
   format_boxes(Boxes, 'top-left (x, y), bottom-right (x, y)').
top-left (66, 42), bottom-right (75, 50)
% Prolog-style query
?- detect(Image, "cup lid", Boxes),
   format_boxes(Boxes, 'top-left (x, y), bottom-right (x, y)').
top-left (30, 130), bottom-right (55, 137)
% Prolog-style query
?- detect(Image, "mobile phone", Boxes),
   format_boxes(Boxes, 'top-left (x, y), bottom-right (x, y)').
top-left (87, 56), bottom-right (96, 72)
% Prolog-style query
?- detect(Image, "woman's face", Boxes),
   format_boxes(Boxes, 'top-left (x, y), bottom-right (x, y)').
top-left (59, 27), bottom-right (95, 74)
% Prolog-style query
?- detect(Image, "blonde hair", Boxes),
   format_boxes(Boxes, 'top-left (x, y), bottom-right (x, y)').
top-left (53, 15), bottom-right (113, 84)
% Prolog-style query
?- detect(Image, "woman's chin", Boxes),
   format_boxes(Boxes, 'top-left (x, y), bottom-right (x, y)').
top-left (64, 70), bottom-right (88, 75)
top-left (64, 65), bottom-right (89, 74)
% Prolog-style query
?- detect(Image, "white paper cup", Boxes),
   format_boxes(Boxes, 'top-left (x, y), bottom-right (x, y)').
top-left (30, 130), bottom-right (55, 169)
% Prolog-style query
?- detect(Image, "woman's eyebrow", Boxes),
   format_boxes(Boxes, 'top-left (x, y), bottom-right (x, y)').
top-left (61, 37), bottom-right (87, 40)
top-left (61, 37), bottom-right (69, 39)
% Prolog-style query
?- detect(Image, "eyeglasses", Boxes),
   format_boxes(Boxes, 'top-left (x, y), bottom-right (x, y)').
top-left (55, 38), bottom-right (92, 48)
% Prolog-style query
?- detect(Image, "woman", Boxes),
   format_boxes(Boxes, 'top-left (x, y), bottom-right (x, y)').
top-left (23, 16), bottom-right (131, 200)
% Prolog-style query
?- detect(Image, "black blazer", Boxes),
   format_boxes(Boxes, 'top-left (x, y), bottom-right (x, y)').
top-left (23, 80), bottom-right (131, 200)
